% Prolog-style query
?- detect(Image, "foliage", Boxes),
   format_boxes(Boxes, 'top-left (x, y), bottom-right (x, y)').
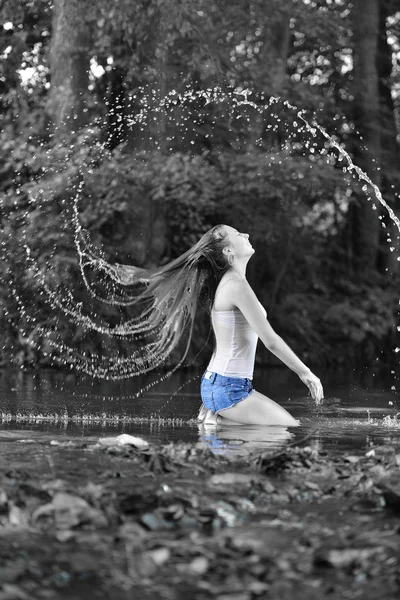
top-left (0, 0), bottom-right (399, 371)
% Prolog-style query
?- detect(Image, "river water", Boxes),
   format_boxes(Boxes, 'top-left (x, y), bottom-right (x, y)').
top-left (0, 367), bottom-right (398, 457)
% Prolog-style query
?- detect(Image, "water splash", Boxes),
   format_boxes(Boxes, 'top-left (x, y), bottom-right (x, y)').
top-left (0, 410), bottom-right (194, 426)
top-left (2, 86), bottom-right (399, 382)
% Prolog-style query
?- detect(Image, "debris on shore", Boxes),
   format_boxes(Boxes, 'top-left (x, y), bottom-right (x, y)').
top-left (0, 436), bottom-right (399, 599)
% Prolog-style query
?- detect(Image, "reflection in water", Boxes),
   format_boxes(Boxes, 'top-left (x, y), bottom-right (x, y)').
top-left (198, 422), bottom-right (295, 456)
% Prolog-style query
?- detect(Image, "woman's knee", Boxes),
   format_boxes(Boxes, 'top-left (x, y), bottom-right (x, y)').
top-left (253, 392), bottom-right (298, 422)
top-left (221, 393), bottom-right (299, 426)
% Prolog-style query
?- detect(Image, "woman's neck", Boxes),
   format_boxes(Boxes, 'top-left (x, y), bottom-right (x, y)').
top-left (227, 257), bottom-right (250, 279)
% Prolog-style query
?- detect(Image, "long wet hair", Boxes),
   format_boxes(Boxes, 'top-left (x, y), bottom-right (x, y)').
top-left (72, 224), bottom-right (230, 378)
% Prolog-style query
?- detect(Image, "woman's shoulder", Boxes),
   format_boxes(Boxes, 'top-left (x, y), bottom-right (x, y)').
top-left (213, 275), bottom-right (252, 311)
top-left (214, 276), bottom-right (267, 316)
top-left (217, 274), bottom-right (250, 292)
top-left (221, 275), bottom-right (253, 293)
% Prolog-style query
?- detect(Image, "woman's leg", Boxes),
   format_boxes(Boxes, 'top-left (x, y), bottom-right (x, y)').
top-left (218, 390), bottom-right (299, 426)
top-left (197, 403), bottom-right (219, 425)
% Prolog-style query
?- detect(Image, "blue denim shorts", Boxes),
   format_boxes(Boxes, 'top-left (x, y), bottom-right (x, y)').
top-left (200, 371), bottom-right (254, 413)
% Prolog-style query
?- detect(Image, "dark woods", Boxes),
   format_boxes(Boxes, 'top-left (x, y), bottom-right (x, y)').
top-left (0, 0), bottom-right (399, 373)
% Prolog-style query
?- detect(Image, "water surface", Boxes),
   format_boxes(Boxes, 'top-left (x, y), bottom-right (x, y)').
top-left (0, 367), bottom-right (398, 457)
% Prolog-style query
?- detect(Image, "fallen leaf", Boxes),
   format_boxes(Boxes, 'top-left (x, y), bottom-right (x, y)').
top-left (247, 581), bottom-right (269, 595)
top-left (127, 551), bottom-right (157, 579)
top-left (316, 546), bottom-right (384, 568)
top-left (187, 556), bottom-right (209, 575)
top-left (32, 492), bottom-right (107, 530)
top-left (56, 530), bottom-right (75, 542)
top-left (304, 481), bottom-right (321, 491)
top-left (0, 584), bottom-right (30, 600)
top-left (0, 488), bottom-right (8, 510)
top-left (209, 473), bottom-right (254, 486)
top-left (344, 455), bottom-right (361, 464)
top-left (262, 479), bottom-right (276, 493)
top-left (118, 521), bottom-right (148, 542)
top-left (8, 503), bottom-right (28, 528)
top-left (50, 440), bottom-right (75, 447)
top-left (148, 547), bottom-right (170, 566)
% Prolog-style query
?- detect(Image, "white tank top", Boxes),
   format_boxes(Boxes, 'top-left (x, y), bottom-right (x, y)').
top-left (207, 304), bottom-right (266, 380)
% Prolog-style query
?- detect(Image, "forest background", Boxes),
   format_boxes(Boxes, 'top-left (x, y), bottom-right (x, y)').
top-left (0, 0), bottom-right (399, 377)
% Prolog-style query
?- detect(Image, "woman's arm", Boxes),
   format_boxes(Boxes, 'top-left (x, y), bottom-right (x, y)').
top-left (230, 279), bottom-right (323, 403)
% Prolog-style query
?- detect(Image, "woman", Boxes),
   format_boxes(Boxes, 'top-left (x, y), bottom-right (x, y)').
top-left (78, 223), bottom-right (323, 419)
top-left (197, 225), bottom-right (323, 427)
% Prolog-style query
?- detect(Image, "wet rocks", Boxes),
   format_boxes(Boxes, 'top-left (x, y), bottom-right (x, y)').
top-left (96, 434), bottom-right (149, 449)
top-left (0, 438), bottom-right (400, 599)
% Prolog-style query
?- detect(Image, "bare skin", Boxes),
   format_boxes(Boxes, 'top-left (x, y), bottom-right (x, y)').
top-left (203, 225), bottom-right (323, 427)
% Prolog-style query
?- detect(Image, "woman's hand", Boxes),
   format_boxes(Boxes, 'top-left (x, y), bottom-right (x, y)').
top-left (299, 371), bottom-right (324, 405)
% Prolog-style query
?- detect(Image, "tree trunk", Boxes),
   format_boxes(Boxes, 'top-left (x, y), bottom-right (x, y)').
top-left (268, 7), bottom-right (291, 94)
top-left (47, 0), bottom-right (90, 137)
top-left (350, 0), bottom-right (381, 276)
top-left (255, 1), bottom-right (291, 149)
top-left (377, 0), bottom-right (400, 274)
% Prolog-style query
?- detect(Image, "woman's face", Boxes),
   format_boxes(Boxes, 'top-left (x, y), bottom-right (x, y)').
top-left (221, 225), bottom-right (255, 258)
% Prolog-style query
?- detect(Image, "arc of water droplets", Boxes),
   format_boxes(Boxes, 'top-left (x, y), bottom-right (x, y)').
top-left (16, 238), bottom-right (191, 380)
top-left (15, 241), bottom-right (195, 381)
top-left (294, 103), bottom-right (400, 354)
top-left (291, 106), bottom-right (400, 237)
top-left (129, 86), bottom-right (400, 236)
top-left (80, 86), bottom-right (400, 365)
top-left (23, 241), bottom-right (168, 341)
top-left (72, 182), bottom-right (155, 310)
top-left (8, 85), bottom-right (400, 380)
